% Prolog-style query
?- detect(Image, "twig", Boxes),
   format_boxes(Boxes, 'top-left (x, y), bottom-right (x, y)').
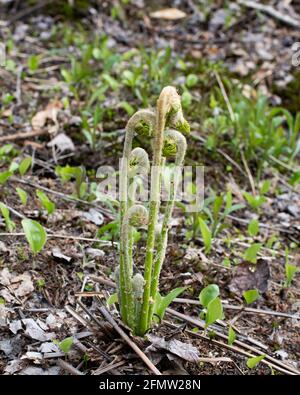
top-left (166, 308), bottom-right (300, 375)
top-left (89, 275), bottom-right (116, 288)
top-left (15, 66), bottom-right (23, 106)
top-left (94, 360), bottom-right (126, 375)
top-left (165, 322), bottom-right (295, 375)
top-left (0, 129), bottom-right (47, 143)
top-left (0, 232), bottom-right (117, 245)
top-left (3, 204), bottom-right (25, 219)
top-left (173, 298), bottom-right (299, 320)
top-left (57, 359), bottom-right (84, 376)
top-left (98, 306), bottom-right (161, 375)
top-left (190, 133), bottom-right (247, 176)
top-left (9, 0), bottom-right (52, 24)
top-left (241, 151), bottom-right (256, 195)
top-left (237, 0), bottom-right (300, 29)
top-left (214, 71), bottom-right (235, 122)
top-left (227, 214), bottom-right (295, 235)
top-left (9, 176), bottom-right (114, 219)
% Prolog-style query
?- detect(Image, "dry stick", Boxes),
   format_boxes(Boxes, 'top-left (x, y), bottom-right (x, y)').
top-left (190, 133), bottom-right (246, 177)
top-left (9, 176), bottom-right (114, 219)
top-left (0, 129), bottom-right (48, 143)
top-left (89, 275), bottom-right (116, 288)
top-left (227, 214), bottom-right (295, 235)
top-left (0, 232), bottom-right (117, 245)
top-left (173, 298), bottom-right (300, 320)
top-left (166, 308), bottom-right (300, 375)
top-left (95, 360), bottom-right (126, 375)
top-left (165, 322), bottom-right (296, 376)
top-left (214, 71), bottom-right (257, 195)
top-left (241, 151), bottom-right (257, 196)
top-left (237, 0), bottom-right (300, 29)
top-left (214, 71), bottom-right (235, 122)
top-left (9, 0), bottom-right (52, 24)
top-left (86, 276), bottom-right (300, 368)
top-left (98, 306), bottom-right (161, 375)
top-left (65, 305), bottom-right (92, 328)
top-left (57, 359), bottom-right (84, 376)
top-left (90, 276), bottom-right (299, 320)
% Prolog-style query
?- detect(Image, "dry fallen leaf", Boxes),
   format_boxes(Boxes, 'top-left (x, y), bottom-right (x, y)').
top-left (31, 100), bottom-right (62, 134)
top-left (47, 133), bottom-right (75, 152)
top-left (12, 273), bottom-right (34, 298)
top-left (229, 259), bottom-right (270, 295)
top-left (22, 318), bottom-right (55, 342)
top-left (147, 334), bottom-right (200, 363)
top-left (150, 8), bottom-right (187, 20)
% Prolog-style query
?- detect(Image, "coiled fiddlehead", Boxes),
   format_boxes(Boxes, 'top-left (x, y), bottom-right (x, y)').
top-left (119, 110), bottom-right (155, 326)
top-left (138, 87), bottom-right (188, 335)
top-left (120, 204), bottom-right (148, 330)
top-left (148, 129), bottom-right (187, 324)
top-left (118, 87), bottom-right (188, 336)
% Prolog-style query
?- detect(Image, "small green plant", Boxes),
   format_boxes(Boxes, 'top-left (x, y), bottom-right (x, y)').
top-left (243, 243), bottom-right (262, 264)
top-left (284, 248), bottom-right (298, 287)
top-left (243, 180), bottom-right (270, 211)
top-left (0, 203), bottom-right (15, 232)
top-left (209, 90), bottom-right (300, 176)
top-left (56, 165), bottom-right (87, 199)
top-left (21, 219), bottom-right (47, 254)
top-left (228, 326), bottom-right (236, 345)
top-left (19, 157), bottom-right (32, 176)
top-left (187, 190), bottom-right (244, 252)
top-left (16, 187), bottom-right (28, 206)
top-left (199, 284), bottom-right (224, 327)
top-left (54, 336), bottom-right (73, 354)
top-left (36, 190), bottom-right (56, 214)
top-left (248, 218), bottom-right (259, 237)
top-left (247, 354), bottom-right (266, 369)
top-left (115, 86), bottom-right (189, 335)
top-left (243, 289), bottom-right (260, 304)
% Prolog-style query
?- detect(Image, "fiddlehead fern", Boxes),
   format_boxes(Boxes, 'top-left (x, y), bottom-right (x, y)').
top-left (138, 87), bottom-right (187, 335)
top-left (120, 204), bottom-right (148, 329)
top-left (119, 110), bottom-right (155, 325)
top-left (148, 129), bottom-right (187, 324)
top-left (118, 87), bottom-right (188, 336)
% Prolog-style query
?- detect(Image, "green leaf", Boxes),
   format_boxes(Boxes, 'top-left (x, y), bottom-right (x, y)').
top-left (199, 218), bottom-right (212, 254)
top-left (9, 161), bottom-right (19, 173)
top-left (19, 157), bottom-right (32, 176)
top-left (154, 287), bottom-right (186, 321)
top-left (244, 243), bottom-right (262, 263)
top-left (248, 218), bottom-right (259, 237)
top-left (247, 354), bottom-right (265, 369)
top-left (0, 171), bottom-right (12, 185)
top-left (21, 219), bottom-right (47, 254)
top-left (0, 202), bottom-right (15, 232)
top-left (107, 293), bottom-right (118, 306)
top-left (186, 74), bottom-right (198, 88)
top-left (243, 289), bottom-right (259, 304)
top-left (36, 190), bottom-right (55, 214)
top-left (285, 263), bottom-right (298, 287)
top-left (16, 187), bottom-right (28, 206)
top-left (199, 284), bottom-right (219, 308)
top-left (28, 55), bottom-right (40, 72)
top-left (181, 90), bottom-right (192, 109)
top-left (205, 297), bottom-right (224, 327)
top-left (228, 326), bottom-right (236, 345)
top-left (58, 337), bottom-right (73, 353)
top-left (259, 180), bottom-right (271, 195)
top-left (243, 192), bottom-right (266, 210)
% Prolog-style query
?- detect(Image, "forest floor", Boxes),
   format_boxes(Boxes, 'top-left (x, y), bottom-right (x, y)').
top-left (0, 1), bottom-right (299, 375)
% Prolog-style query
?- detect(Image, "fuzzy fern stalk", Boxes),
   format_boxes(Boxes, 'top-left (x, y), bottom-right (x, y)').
top-left (117, 86), bottom-right (189, 335)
